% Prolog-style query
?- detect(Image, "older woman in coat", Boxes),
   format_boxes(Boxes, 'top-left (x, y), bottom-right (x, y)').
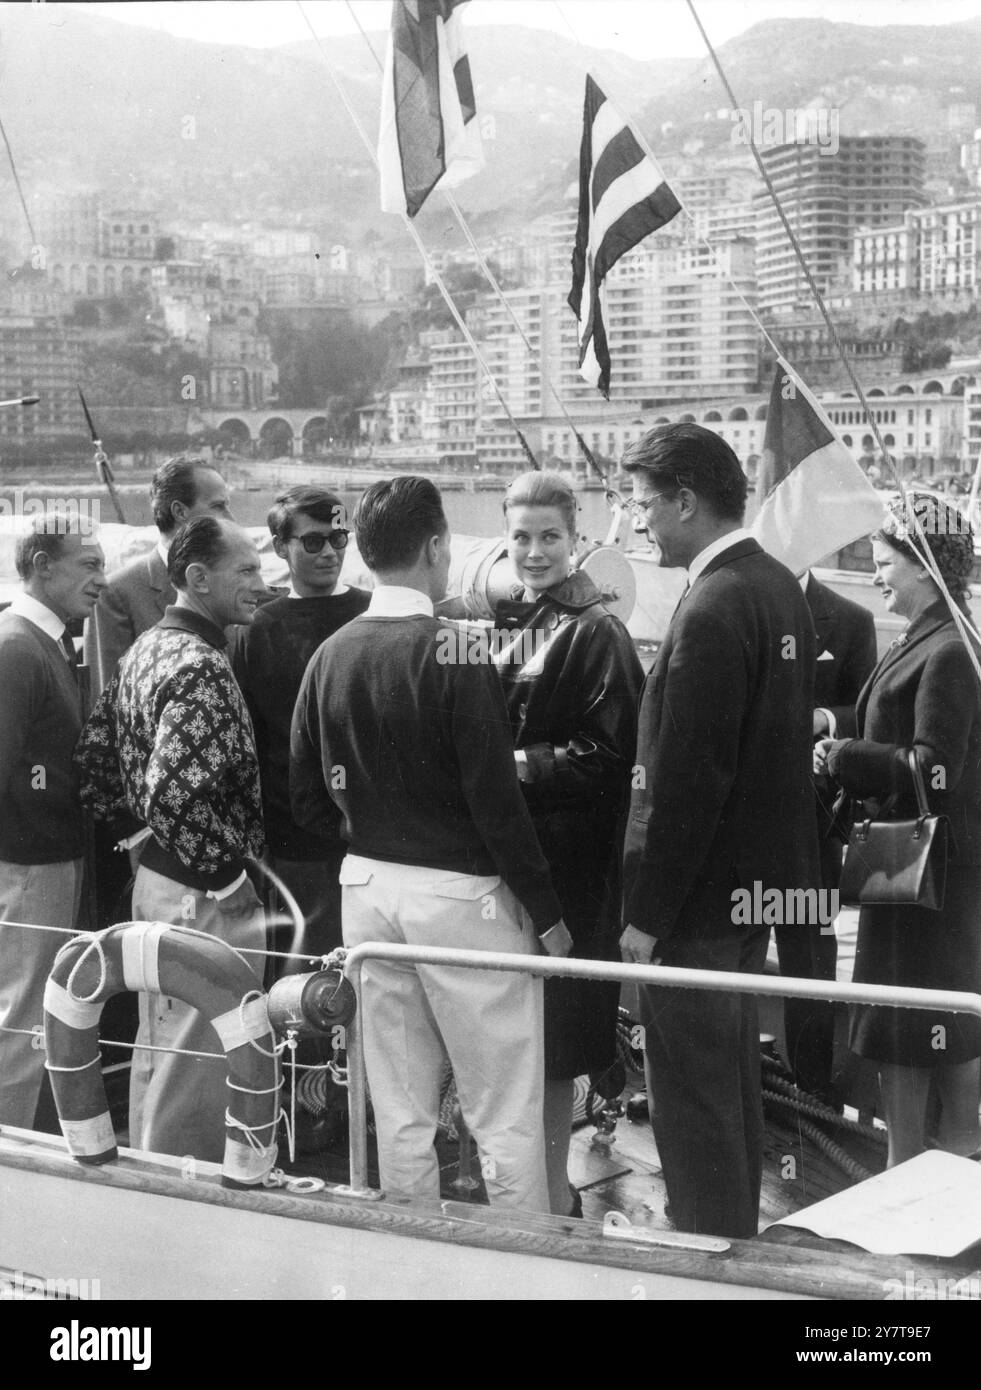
top-left (493, 471), bottom-right (643, 1215)
top-left (815, 493), bottom-right (981, 1166)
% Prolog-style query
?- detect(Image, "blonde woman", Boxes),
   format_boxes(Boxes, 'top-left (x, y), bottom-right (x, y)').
top-left (494, 472), bottom-right (643, 1216)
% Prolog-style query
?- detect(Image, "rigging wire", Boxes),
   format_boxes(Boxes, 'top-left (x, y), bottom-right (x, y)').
top-left (0, 111), bottom-right (39, 247)
top-left (683, 0), bottom-right (981, 676)
top-left (554, 0), bottom-right (981, 670)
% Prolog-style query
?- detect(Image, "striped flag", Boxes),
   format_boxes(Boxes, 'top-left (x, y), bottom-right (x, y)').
top-left (378, 0), bottom-right (484, 219)
top-left (568, 74), bottom-right (681, 397)
top-left (752, 358), bottom-right (886, 575)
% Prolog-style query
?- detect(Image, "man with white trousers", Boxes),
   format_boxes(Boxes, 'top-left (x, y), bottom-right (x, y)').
top-left (291, 476), bottom-right (570, 1211)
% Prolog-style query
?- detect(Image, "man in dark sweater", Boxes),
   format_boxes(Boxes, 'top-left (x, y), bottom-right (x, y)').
top-left (231, 487), bottom-right (369, 970)
top-left (291, 477), bottom-right (571, 1211)
top-left (0, 512), bottom-right (107, 1126)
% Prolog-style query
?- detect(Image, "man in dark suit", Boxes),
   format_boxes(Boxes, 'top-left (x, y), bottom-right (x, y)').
top-left (620, 424), bottom-right (821, 1239)
top-left (84, 455), bottom-right (233, 693)
top-left (774, 573), bottom-right (877, 1101)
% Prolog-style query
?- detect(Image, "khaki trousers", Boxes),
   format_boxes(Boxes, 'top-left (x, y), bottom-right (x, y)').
top-left (340, 855), bottom-right (548, 1213)
top-left (128, 865), bottom-right (266, 1163)
top-left (0, 859), bottom-right (82, 1128)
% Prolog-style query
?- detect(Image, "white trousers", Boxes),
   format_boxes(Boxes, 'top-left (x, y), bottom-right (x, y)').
top-left (129, 865), bottom-right (266, 1163)
top-left (0, 859), bottom-right (82, 1128)
top-left (340, 855), bottom-right (548, 1213)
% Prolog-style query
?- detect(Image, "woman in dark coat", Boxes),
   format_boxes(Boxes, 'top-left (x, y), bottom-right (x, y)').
top-left (494, 471), bottom-right (643, 1215)
top-left (815, 493), bottom-right (981, 1167)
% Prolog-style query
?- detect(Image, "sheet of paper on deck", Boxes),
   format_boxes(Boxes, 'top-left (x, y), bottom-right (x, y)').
top-left (767, 1150), bottom-right (981, 1256)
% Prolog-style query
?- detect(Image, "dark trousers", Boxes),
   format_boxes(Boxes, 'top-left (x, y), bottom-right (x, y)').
top-left (774, 835), bottom-right (840, 1098)
top-left (267, 851), bottom-right (344, 983)
top-left (641, 921), bottom-right (770, 1240)
top-left (267, 852), bottom-right (345, 1072)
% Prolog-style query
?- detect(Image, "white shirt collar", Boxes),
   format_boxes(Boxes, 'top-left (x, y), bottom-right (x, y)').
top-left (156, 538), bottom-right (170, 565)
top-left (799, 570), bottom-right (811, 594)
top-left (288, 581), bottom-right (349, 600)
top-left (8, 592), bottom-right (66, 644)
top-left (365, 584), bottom-right (434, 618)
top-left (688, 528), bottom-right (753, 586)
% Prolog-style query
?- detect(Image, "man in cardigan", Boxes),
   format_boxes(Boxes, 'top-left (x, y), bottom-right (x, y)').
top-left (84, 455), bottom-right (234, 694)
top-left (76, 518), bottom-right (266, 1162)
top-left (0, 512), bottom-right (107, 1126)
top-left (231, 486), bottom-right (369, 971)
top-left (620, 425), bottom-right (820, 1239)
top-left (291, 477), bottom-right (571, 1211)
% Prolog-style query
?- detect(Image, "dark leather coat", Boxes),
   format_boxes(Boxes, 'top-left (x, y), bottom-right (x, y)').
top-left (494, 568), bottom-right (643, 1077)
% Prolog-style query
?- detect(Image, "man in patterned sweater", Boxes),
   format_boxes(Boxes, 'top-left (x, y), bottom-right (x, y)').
top-left (76, 517), bottom-right (267, 1162)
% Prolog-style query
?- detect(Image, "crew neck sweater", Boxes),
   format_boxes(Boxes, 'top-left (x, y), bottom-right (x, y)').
top-left (0, 611), bottom-right (85, 863)
top-left (291, 613), bottom-right (563, 932)
top-left (231, 588), bottom-right (370, 858)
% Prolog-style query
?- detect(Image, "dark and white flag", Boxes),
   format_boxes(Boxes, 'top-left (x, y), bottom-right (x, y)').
top-left (568, 74), bottom-right (681, 397)
top-left (378, 0), bottom-right (484, 218)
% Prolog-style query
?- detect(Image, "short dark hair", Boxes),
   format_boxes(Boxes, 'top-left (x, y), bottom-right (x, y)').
top-left (267, 486), bottom-right (346, 544)
top-left (167, 516), bottom-right (232, 589)
top-left (622, 424), bottom-right (748, 522)
top-left (354, 476), bottom-right (447, 572)
top-left (14, 510), bottom-right (84, 579)
top-left (151, 455), bottom-right (219, 535)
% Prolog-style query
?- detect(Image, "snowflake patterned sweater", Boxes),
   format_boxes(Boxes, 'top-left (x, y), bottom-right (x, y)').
top-left (75, 605), bottom-right (264, 891)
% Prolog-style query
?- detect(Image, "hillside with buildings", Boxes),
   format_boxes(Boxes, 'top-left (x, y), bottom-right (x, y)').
top-left (2, 7), bottom-right (981, 480)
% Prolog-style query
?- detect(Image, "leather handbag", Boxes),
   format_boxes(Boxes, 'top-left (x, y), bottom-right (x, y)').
top-left (838, 750), bottom-right (950, 911)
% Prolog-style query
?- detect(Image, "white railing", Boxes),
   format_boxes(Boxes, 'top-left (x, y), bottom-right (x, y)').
top-left (338, 943), bottom-right (981, 1198)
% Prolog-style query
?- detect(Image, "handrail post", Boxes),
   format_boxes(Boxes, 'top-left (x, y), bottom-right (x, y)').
top-left (334, 955), bottom-right (379, 1201)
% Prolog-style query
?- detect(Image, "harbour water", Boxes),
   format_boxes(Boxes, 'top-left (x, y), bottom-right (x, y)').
top-left (0, 475), bottom-right (620, 544)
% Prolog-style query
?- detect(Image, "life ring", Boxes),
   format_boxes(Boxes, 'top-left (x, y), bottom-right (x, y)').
top-left (43, 921), bottom-right (282, 1189)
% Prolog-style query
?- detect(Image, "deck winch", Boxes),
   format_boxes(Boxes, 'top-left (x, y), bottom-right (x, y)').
top-left (266, 968), bottom-right (356, 1040)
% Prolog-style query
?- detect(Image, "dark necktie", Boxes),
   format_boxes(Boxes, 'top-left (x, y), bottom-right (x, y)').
top-left (60, 631), bottom-right (78, 671)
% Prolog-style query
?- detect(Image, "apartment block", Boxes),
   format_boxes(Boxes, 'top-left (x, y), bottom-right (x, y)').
top-left (755, 137), bottom-right (927, 312)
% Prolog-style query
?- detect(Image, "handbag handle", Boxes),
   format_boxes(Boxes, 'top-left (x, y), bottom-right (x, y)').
top-left (907, 749), bottom-right (932, 822)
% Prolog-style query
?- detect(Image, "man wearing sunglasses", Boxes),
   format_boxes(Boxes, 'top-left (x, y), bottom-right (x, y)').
top-left (231, 487), bottom-right (369, 969)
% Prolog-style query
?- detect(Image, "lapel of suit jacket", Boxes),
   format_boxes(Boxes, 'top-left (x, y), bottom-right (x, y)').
top-left (647, 538), bottom-right (762, 696)
top-left (854, 602), bottom-right (951, 727)
top-left (146, 548), bottom-right (176, 622)
top-left (146, 548), bottom-right (169, 593)
top-left (692, 535), bottom-right (762, 588)
top-left (805, 574), bottom-right (834, 653)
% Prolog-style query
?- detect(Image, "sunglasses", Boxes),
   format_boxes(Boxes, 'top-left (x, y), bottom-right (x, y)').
top-left (293, 530), bottom-right (350, 554)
